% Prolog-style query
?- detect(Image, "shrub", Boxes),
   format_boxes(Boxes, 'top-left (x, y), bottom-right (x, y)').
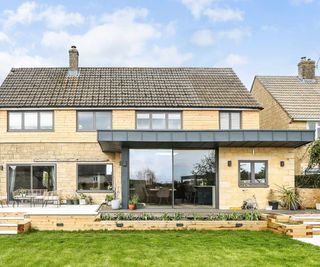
top-left (295, 175), bottom-right (320, 188)
top-left (100, 211), bottom-right (261, 221)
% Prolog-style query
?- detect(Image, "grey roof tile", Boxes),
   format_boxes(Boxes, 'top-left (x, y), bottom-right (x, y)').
top-left (0, 67), bottom-right (261, 109)
top-left (256, 76), bottom-right (320, 120)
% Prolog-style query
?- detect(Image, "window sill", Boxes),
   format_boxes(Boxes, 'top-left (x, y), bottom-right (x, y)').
top-left (239, 184), bottom-right (269, 188)
top-left (77, 190), bottom-right (114, 193)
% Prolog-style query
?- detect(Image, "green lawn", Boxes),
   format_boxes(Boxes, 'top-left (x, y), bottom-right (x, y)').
top-left (0, 230), bottom-right (320, 267)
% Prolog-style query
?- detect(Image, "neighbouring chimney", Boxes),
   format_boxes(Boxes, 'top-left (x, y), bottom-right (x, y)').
top-left (68, 45), bottom-right (79, 76)
top-left (298, 57), bottom-right (315, 80)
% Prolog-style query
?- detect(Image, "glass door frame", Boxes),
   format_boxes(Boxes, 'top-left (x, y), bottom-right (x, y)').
top-left (6, 163), bottom-right (57, 200)
top-left (128, 148), bottom-right (218, 209)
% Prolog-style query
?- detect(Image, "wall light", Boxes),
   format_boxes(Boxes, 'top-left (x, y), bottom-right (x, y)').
top-left (0, 165), bottom-right (3, 171)
top-left (228, 160), bottom-right (232, 167)
top-left (280, 161), bottom-right (285, 167)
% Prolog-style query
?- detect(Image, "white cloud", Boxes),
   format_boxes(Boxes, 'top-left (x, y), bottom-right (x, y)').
top-left (41, 7), bottom-right (191, 67)
top-left (180, 0), bottom-right (244, 22)
top-left (0, 48), bottom-right (54, 82)
top-left (192, 27), bottom-right (250, 47)
top-left (219, 28), bottom-right (250, 41)
top-left (3, 1), bottom-right (37, 29)
top-left (2, 1), bottom-right (85, 29)
top-left (224, 54), bottom-right (248, 66)
top-left (203, 8), bottom-right (244, 22)
top-left (39, 5), bottom-right (85, 29)
top-left (192, 29), bottom-right (215, 46)
top-left (181, 0), bottom-right (213, 18)
top-left (0, 32), bottom-right (11, 43)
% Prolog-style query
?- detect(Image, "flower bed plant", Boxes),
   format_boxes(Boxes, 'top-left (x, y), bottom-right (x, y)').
top-left (100, 211), bottom-right (261, 221)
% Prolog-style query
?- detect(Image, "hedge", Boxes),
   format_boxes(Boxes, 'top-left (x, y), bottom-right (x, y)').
top-left (295, 175), bottom-right (320, 188)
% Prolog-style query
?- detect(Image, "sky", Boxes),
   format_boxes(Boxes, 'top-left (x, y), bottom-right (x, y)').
top-left (0, 0), bottom-right (319, 88)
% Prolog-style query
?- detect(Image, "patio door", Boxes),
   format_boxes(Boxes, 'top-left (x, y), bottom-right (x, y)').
top-left (129, 149), bottom-right (217, 208)
top-left (7, 164), bottom-right (56, 200)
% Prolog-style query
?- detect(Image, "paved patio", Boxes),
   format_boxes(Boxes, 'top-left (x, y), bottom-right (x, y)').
top-left (0, 205), bottom-right (100, 215)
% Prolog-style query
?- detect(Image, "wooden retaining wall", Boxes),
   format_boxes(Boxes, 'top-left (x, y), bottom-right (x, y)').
top-left (26, 214), bottom-right (267, 231)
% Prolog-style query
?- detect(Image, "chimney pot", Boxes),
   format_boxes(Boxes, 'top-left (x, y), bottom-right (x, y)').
top-left (69, 46), bottom-right (79, 72)
top-left (298, 57), bottom-right (315, 80)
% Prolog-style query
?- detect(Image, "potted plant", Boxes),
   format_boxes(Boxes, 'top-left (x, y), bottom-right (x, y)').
top-left (267, 189), bottom-right (279, 210)
top-left (79, 193), bottom-right (87, 205)
top-left (128, 194), bottom-right (139, 210)
top-left (66, 195), bottom-right (73, 205)
top-left (276, 185), bottom-right (300, 210)
top-left (73, 195), bottom-right (80, 205)
top-left (105, 195), bottom-right (113, 206)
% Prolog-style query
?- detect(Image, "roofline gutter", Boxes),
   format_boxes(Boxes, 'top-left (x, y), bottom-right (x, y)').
top-left (0, 107), bottom-right (262, 111)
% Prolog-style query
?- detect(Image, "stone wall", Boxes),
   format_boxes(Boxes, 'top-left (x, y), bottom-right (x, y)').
top-left (297, 188), bottom-right (320, 209)
top-left (0, 143), bottom-right (121, 204)
top-left (219, 147), bottom-right (295, 209)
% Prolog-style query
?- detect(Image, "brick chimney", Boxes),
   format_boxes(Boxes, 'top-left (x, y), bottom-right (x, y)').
top-left (298, 57), bottom-right (315, 80)
top-left (69, 45), bottom-right (79, 71)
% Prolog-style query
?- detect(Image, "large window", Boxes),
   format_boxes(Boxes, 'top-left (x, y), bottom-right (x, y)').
top-left (220, 111), bottom-right (241, 130)
top-left (8, 164), bottom-right (56, 200)
top-left (77, 111), bottom-right (112, 131)
top-left (129, 149), bottom-right (216, 207)
top-left (308, 121), bottom-right (320, 139)
top-left (239, 161), bottom-right (268, 187)
top-left (136, 112), bottom-right (181, 130)
top-left (77, 164), bottom-right (113, 191)
top-left (8, 111), bottom-right (53, 131)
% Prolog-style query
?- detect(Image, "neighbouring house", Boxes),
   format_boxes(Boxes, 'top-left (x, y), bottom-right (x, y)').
top-left (0, 47), bottom-right (314, 209)
top-left (251, 57), bottom-right (320, 175)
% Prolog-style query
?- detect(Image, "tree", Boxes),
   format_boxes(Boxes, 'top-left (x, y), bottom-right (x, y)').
top-left (308, 139), bottom-right (320, 168)
top-left (192, 151), bottom-right (216, 176)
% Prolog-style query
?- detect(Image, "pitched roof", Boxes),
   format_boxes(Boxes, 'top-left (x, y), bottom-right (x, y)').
top-left (255, 76), bottom-right (320, 120)
top-left (0, 67), bottom-right (261, 109)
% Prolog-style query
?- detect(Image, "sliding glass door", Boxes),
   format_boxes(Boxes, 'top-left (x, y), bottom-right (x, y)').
top-left (129, 149), bottom-right (173, 206)
top-left (173, 150), bottom-right (216, 207)
top-left (8, 164), bottom-right (56, 200)
top-left (129, 149), bottom-right (216, 208)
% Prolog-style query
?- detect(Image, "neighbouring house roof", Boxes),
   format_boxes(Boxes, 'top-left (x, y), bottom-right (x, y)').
top-left (0, 67), bottom-right (261, 109)
top-left (255, 76), bottom-right (320, 121)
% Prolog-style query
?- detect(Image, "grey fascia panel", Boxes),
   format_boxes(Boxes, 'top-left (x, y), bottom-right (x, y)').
top-left (287, 131), bottom-right (301, 141)
top-left (272, 131), bottom-right (287, 141)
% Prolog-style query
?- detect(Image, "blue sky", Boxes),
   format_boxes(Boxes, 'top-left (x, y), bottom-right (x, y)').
top-left (0, 0), bottom-right (319, 88)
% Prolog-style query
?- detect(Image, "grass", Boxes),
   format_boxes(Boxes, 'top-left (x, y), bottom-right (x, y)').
top-left (0, 230), bottom-right (320, 267)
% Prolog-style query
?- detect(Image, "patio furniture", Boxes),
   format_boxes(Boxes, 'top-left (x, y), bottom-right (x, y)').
top-left (12, 189), bottom-right (48, 207)
top-left (42, 191), bottom-right (60, 207)
top-left (156, 188), bottom-right (170, 204)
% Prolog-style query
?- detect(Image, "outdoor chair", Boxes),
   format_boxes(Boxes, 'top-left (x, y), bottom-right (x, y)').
top-left (42, 191), bottom-right (60, 207)
top-left (156, 187), bottom-right (170, 204)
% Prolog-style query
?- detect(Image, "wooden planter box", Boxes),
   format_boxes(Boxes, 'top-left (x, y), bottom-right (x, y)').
top-left (27, 214), bottom-right (267, 231)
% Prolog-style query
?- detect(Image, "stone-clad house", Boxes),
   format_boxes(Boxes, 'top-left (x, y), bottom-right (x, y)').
top-left (251, 57), bottom-right (319, 175)
top-left (0, 47), bottom-right (313, 209)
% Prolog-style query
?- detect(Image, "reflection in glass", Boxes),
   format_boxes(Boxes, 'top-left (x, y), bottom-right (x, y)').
top-left (152, 113), bottom-right (166, 129)
top-left (9, 112), bottom-right (22, 130)
top-left (78, 164), bottom-right (113, 191)
top-left (136, 113), bottom-right (150, 129)
top-left (40, 112), bottom-right (53, 129)
top-left (129, 149), bottom-right (172, 206)
top-left (24, 112), bottom-right (38, 129)
top-left (173, 150), bottom-right (215, 206)
top-left (240, 162), bottom-right (251, 184)
top-left (168, 113), bottom-right (181, 129)
top-left (8, 165), bottom-right (55, 200)
top-left (96, 112), bottom-right (111, 130)
top-left (254, 162), bottom-right (266, 184)
top-left (129, 149), bottom-right (216, 207)
top-left (78, 112), bottom-right (94, 130)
